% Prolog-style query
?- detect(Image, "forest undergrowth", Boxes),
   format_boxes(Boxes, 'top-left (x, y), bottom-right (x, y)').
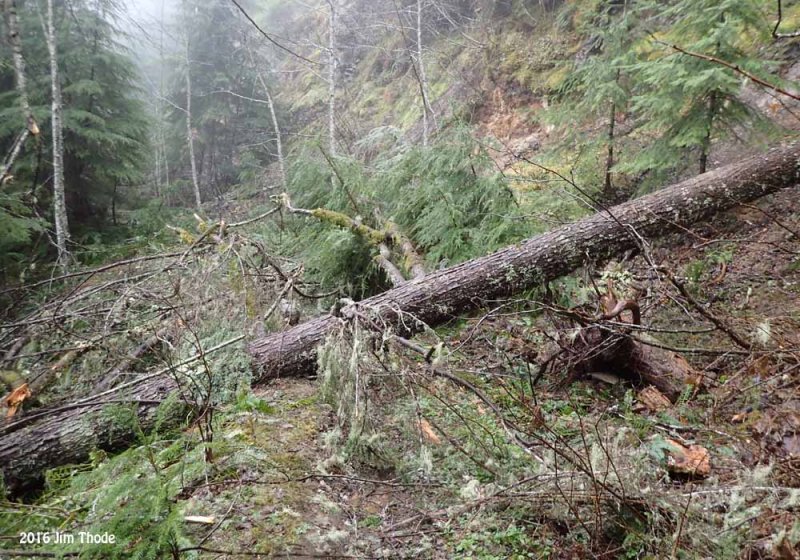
top-left (1, 179), bottom-right (799, 559)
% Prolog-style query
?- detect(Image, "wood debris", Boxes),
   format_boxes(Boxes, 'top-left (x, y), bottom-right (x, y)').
top-left (4, 383), bottom-right (31, 419)
top-left (664, 438), bottom-right (711, 478)
top-left (636, 386), bottom-right (671, 413)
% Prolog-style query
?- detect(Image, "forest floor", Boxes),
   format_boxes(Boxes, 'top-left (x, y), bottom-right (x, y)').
top-left (1, 184), bottom-right (799, 559)
top-left (3, 75), bottom-right (800, 558)
top-left (173, 186), bottom-right (800, 558)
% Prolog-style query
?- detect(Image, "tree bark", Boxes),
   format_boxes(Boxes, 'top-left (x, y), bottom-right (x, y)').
top-left (249, 141), bottom-right (800, 380)
top-left (326, 0), bottom-right (337, 156)
top-left (417, 0), bottom-right (428, 146)
top-left (184, 20), bottom-right (201, 209)
top-left (1, 0), bottom-right (39, 183)
top-left (0, 375), bottom-right (182, 496)
top-left (699, 90), bottom-right (718, 174)
top-left (44, 0), bottom-right (70, 267)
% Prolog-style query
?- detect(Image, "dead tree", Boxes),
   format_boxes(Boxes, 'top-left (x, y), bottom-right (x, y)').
top-left (1, 141), bottom-right (799, 493)
top-left (0, 375), bottom-right (182, 495)
top-left (248, 141), bottom-right (800, 380)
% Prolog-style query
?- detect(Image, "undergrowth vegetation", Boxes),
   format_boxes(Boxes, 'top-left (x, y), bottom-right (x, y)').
top-left (278, 125), bottom-right (586, 297)
top-left (308, 294), bottom-right (800, 558)
top-left (2, 0), bottom-right (800, 558)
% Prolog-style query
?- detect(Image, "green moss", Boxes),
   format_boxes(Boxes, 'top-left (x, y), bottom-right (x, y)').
top-left (311, 208), bottom-right (387, 245)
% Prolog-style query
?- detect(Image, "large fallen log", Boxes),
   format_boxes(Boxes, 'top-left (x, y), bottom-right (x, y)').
top-left (0, 374), bottom-right (181, 495)
top-left (1, 141), bottom-right (799, 495)
top-left (249, 141), bottom-right (800, 379)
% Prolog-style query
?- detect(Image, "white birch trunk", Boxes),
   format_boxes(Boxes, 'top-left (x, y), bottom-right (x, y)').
top-left (327, 0), bottom-right (337, 155)
top-left (184, 31), bottom-right (201, 210)
top-left (45, 0), bottom-right (70, 267)
top-left (2, 0), bottom-right (39, 181)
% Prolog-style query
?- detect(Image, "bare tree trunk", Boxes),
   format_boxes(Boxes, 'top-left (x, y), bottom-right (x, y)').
top-left (184, 28), bottom-right (201, 210)
top-left (248, 48), bottom-right (286, 189)
top-left (1, 0), bottom-right (39, 182)
top-left (603, 100), bottom-right (616, 197)
top-left (248, 142), bottom-right (800, 379)
top-left (417, 0), bottom-right (428, 146)
top-left (152, 136), bottom-right (161, 198)
top-left (159, 0), bottom-right (170, 200)
top-left (2, 141), bottom-right (799, 493)
top-left (44, 0), bottom-right (70, 267)
top-left (264, 84), bottom-right (286, 188)
top-left (699, 91), bottom-right (718, 174)
top-left (327, 0), bottom-right (337, 155)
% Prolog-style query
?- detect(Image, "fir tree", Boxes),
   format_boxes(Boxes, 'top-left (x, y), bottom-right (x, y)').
top-left (162, 0), bottom-right (277, 206)
top-left (627, 0), bottom-right (773, 176)
top-left (0, 0), bottom-right (149, 261)
top-left (549, 0), bottom-right (642, 198)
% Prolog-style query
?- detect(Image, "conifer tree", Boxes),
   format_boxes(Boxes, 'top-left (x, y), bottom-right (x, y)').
top-left (550, 0), bottom-right (641, 198)
top-left (628, 0), bottom-right (772, 175)
top-left (0, 0), bottom-right (148, 266)
top-left (162, 0), bottom-right (278, 204)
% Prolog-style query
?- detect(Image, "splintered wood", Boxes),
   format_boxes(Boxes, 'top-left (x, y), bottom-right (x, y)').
top-left (664, 438), bottom-right (711, 478)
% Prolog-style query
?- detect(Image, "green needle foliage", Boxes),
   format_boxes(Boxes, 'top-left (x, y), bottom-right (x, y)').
top-left (282, 126), bottom-right (532, 297)
top-left (161, 0), bottom-right (278, 206)
top-left (547, 0), bottom-right (782, 196)
top-left (626, 0), bottom-right (776, 177)
top-left (549, 0), bottom-right (643, 195)
top-left (0, 0), bottom-right (149, 271)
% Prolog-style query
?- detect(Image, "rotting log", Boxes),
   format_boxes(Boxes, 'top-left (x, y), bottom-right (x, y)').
top-left (249, 141), bottom-right (800, 380)
top-left (558, 291), bottom-right (699, 401)
top-left (1, 141), bottom-right (799, 495)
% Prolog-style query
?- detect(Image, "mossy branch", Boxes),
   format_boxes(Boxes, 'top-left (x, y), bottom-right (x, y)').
top-left (279, 193), bottom-right (427, 284)
top-left (385, 220), bottom-right (427, 279)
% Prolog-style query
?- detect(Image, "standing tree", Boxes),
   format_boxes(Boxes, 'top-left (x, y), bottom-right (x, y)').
top-left (1, 0), bottom-right (38, 182)
top-left (628, 0), bottom-right (773, 175)
top-left (326, 0), bottom-right (337, 155)
top-left (160, 0), bottom-right (278, 204)
top-left (0, 0), bottom-right (148, 271)
top-left (183, 16), bottom-right (201, 210)
top-left (43, 0), bottom-right (69, 266)
top-left (550, 0), bottom-right (641, 198)
top-left (416, 0), bottom-right (433, 146)
top-left (247, 45), bottom-right (286, 189)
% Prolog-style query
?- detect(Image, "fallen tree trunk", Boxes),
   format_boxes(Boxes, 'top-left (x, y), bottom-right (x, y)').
top-left (249, 141), bottom-right (800, 379)
top-left (0, 375), bottom-right (182, 495)
top-left (1, 141), bottom-right (798, 495)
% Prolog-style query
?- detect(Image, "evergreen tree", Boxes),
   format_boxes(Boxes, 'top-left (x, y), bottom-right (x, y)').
top-left (58, 0), bottom-right (150, 226)
top-left (549, 0), bottom-right (642, 198)
top-left (627, 0), bottom-right (773, 176)
top-left (162, 0), bottom-right (277, 205)
top-left (0, 0), bottom-right (149, 266)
